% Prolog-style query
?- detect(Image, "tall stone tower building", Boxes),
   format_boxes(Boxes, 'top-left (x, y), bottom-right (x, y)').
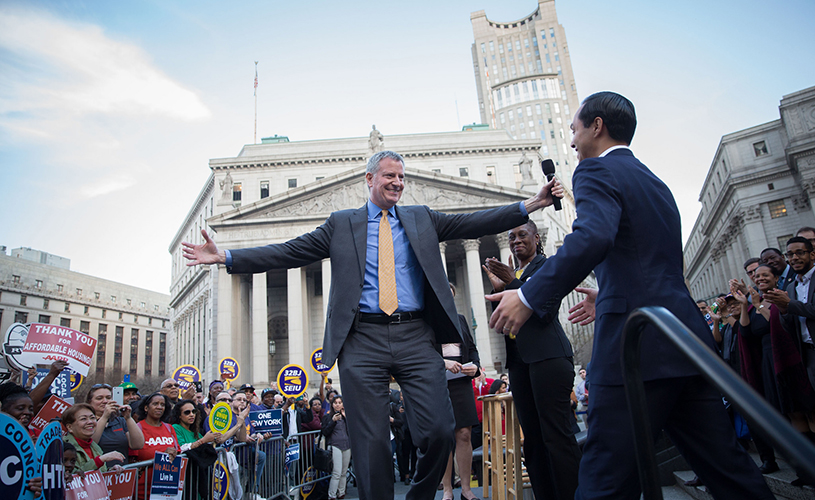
top-left (471, 0), bottom-right (580, 182)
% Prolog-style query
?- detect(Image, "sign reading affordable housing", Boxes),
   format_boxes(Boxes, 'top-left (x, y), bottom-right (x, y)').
top-left (19, 323), bottom-right (97, 377)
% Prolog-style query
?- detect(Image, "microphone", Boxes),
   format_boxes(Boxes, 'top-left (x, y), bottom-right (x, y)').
top-left (541, 159), bottom-right (562, 211)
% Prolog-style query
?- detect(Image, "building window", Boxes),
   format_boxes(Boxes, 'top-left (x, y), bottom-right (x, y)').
top-left (768, 183), bottom-right (775, 190)
top-left (288, 179), bottom-right (297, 189)
top-left (60, 318), bottom-right (71, 327)
top-left (111, 295), bottom-right (116, 303)
top-left (84, 306), bottom-right (89, 315)
top-left (130, 329), bottom-right (139, 376)
top-left (260, 181), bottom-right (269, 199)
top-left (500, 113), bottom-right (505, 124)
top-left (489, 41), bottom-right (494, 52)
top-left (14, 311), bottom-right (28, 323)
top-left (134, 315), bottom-right (138, 324)
top-left (38, 314), bottom-right (50, 324)
top-left (431, 168), bottom-right (441, 174)
top-left (35, 280), bottom-right (42, 289)
top-left (499, 43), bottom-right (504, 53)
top-left (126, 299), bottom-right (131, 306)
top-left (114, 326), bottom-right (124, 373)
top-left (20, 295), bottom-right (27, 306)
top-left (43, 299), bottom-right (49, 310)
top-left (57, 284), bottom-right (63, 292)
top-left (753, 141), bottom-right (769, 157)
top-left (768, 200), bottom-right (787, 218)
top-left (94, 292), bottom-right (100, 300)
top-left (232, 182), bottom-right (242, 202)
top-left (12, 275), bottom-right (21, 284)
top-left (102, 309), bottom-right (106, 319)
top-left (148, 317), bottom-right (152, 326)
top-left (64, 302), bottom-right (70, 313)
top-left (96, 324), bottom-right (107, 378)
top-left (777, 234), bottom-right (794, 251)
top-left (159, 332), bottom-right (167, 376)
top-left (145, 331), bottom-right (153, 377)
top-left (480, 43), bottom-right (485, 53)
top-left (154, 304), bottom-right (159, 311)
top-left (80, 320), bottom-right (90, 334)
top-left (118, 312), bottom-right (123, 320)
top-left (536, 104), bottom-right (542, 114)
top-left (459, 167), bottom-right (469, 177)
top-left (76, 288), bottom-right (82, 296)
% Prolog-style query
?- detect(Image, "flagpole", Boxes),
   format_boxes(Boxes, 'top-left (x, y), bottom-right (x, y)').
top-left (254, 61), bottom-right (258, 144)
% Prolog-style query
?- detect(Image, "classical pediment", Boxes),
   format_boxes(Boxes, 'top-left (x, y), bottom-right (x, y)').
top-left (209, 166), bottom-right (531, 229)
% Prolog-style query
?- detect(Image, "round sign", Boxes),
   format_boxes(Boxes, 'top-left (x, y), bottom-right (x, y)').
top-left (208, 402), bottom-right (233, 434)
top-left (219, 357), bottom-right (240, 380)
top-left (172, 364), bottom-right (201, 390)
top-left (3, 323), bottom-right (31, 371)
top-left (310, 349), bottom-right (334, 374)
top-left (0, 413), bottom-right (38, 500)
top-left (277, 364), bottom-right (308, 398)
top-left (300, 466), bottom-right (318, 497)
top-left (212, 461), bottom-right (229, 500)
top-left (69, 369), bottom-right (83, 393)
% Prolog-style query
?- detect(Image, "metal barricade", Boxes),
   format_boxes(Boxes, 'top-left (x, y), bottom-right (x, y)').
top-left (286, 430), bottom-right (332, 499)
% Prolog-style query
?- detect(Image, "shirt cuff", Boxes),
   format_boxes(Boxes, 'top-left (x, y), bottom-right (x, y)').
top-left (518, 201), bottom-right (528, 217)
top-left (224, 249), bottom-right (233, 267)
top-left (517, 288), bottom-right (532, 311)
top-left (93, 456), bottom-right (104, 468)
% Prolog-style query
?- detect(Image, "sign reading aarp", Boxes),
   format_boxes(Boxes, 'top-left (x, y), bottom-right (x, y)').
top-left (249, 409), bottom-right (283, 436)
top-left (19, 323), bottom-right (96, 377)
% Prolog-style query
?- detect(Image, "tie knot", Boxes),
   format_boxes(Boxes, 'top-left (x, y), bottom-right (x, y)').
top-left (381, 210), bottom-right (388, 219)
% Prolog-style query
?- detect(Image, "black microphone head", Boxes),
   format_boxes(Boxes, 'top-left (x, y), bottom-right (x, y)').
top-left (541, 159), bottom-right (556, 176)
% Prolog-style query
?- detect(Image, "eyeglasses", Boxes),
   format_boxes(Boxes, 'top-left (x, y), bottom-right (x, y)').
top-left (163, 383), bottom-right (180, 389)
top-left (217, 398), bottom-right (232, 403)
top-left (91, 384), bottom-right (112, 390)
top-left (785, 250), bottom-right (811, 259)
top-left (182, 409), bottom-right (197, 415)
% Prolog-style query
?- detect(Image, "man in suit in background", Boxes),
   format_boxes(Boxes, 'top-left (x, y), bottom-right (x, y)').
top-left (760, 247), bottom-right (796, 291)
top-left (487, 91), bottom-right (772, 499)
top-left (183, 150), bottom-right (562, 500)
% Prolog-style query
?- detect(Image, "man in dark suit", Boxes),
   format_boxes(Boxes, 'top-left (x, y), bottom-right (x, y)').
top-left (183, 150), bottom-right (562, 500)
top-left (487, 91), bottom-right (773, 499)
top-left (760, 247), bottom-right (796, 291)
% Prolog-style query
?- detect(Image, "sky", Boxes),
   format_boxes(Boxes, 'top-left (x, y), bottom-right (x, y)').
top-left (1, 0), bottom-right (813, 294)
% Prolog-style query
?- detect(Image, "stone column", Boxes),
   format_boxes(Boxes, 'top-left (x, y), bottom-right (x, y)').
top-left (724, 244), bottom-right (739, 294)
top-left (463, 239), bottom-right (494, 368)
top-left (216, 266), bottom-right (234, 378)
top-left (496, 233), bottom-right (513, 267)
top-left (322, 259), bottom-right (331, 320)
top-left (439, 242), bottom-right (448, 277)
top-left (252, 272), bottom-right (269, 386)
top-left (740, 206), bottom-right (768, 258)
top-left (287, 268), bottom-right (309, 369)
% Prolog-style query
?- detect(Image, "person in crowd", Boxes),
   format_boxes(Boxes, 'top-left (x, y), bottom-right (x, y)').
top-left (484, 219), bottom-right (583, 500)
top-left (273, 393), bottom-right (284, 409)
top-left (120, 382), bottom-right (140, 405)
top-left (228, 388), bottom-right (237, 397)
top-left (760, 248), bottom-right (796, 291)
top-left (488, 91), bottom-right (773, 499)
top-left (437, 282), bottom-right (481, 500)
top-left (63, 442), bottom-right (81, 482)
top-left (204, 391), bottom-right (249, 447)
top-left (302, 397), bottom-right (323, 431)
top-left (171, 399), bottom-right (218, 451)
top-left (160, 378), bottom-right (180, 405)
top-left (131, 393), bottom-right (180, 500)
top-left (575, 368), bottom-right (588, 406)
top-left (27, 359), bottom-right (69, 408)
top-left (489, 379), bottom-right (507, 394)
top-left (194, 391), bottom-right (204, 405)
top-left (796, 227), bottom-right (815, 248)
top-left (398, 390), bottom-right (417, 486)
top-left (260, 388), bottom-right (277, 409)
top-left (323, 390), bottom-right (338, 416)
top-left (471, 373), bottom-right (494, 452)
top-left (713, 295), bottom-right (742, 373)
top-left (87, 383), bottom-right (144, 467)
top-left (240, 383), bottom-right (256, 402)
top-left (388, 390), bottom-right (407, 483)
top-left (204, 380), bottom-right (225, 415)
top-left (63, 403), bottom-right (125, 472)
top-left (281, 395), bottom-right (309, 437)
top-left (322, 396), bottom-right (351, 500)
top-left (232, 391), bottom-right (268, 500)
top-left (183, 148), bottom-right (562, 500)
top-left (696, 300), bottom-right (710, 315)
top-left (0, 382), bottom-right (43, 496)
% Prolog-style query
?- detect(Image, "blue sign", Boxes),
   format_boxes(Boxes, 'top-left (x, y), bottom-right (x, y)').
top-left (150, 452), bottom-right (182, 497)
top-left (0, 412), bottom-right (39, 500)
top-left (285, 443), bottom-right (301, 468)
top-left (36, 421), bottom-right (65, 500)
top-left (21, 368), bottom-right (71, 398)
top-left (211, 461), bottom-right (229, 500)
top-left (249, 409), bottom-right (283, 435)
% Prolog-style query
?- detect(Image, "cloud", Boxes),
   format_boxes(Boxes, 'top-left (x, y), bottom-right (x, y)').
top-left (0, 6), bottom-right (210, 121)
top-left (78, 174), bottom-right (137, 198)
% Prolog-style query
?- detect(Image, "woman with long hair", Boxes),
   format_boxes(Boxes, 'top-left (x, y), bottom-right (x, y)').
top-left (483, 220), bottom-right (582, 500)
top-left (171, 399), bottom-right (218, 451)
top-left (322, 395), bottom-right (351, 500)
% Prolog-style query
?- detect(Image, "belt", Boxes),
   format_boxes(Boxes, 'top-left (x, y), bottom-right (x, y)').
top-left (358, 311), bottom-right (423, 324)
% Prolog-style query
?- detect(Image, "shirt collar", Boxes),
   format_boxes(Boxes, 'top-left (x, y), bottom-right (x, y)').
top-left (797, 266), bottom-right (815, 284)
top-left (599, 145), bottom-right (631, 157)
top-left (367, 199), bottom-right (396, 220)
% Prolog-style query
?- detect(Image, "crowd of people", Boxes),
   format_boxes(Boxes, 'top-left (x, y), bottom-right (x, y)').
top-left (692, 227), bottom-right (815, 488)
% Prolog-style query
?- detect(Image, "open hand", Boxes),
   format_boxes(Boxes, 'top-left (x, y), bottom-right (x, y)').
top-left (567, 287), bottom-right (597, 325)
top-left (182, 230), bottom-right (226, 266)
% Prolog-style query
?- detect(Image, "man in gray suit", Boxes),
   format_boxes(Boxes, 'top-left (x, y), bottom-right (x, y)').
top-left (183, 150), bottom-right (562, 500)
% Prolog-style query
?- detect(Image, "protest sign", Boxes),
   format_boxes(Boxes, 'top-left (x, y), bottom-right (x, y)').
top-left (22, 367), bottom-right (71, 398)
top-left (249, 408), bottom-right (283, 435)
top-left (3, 323), bottom-right (30, 370)
top-left (103, 470), bottom-right (137, 500)
top-left (171, 364), bottom-right (200, 390)
top-left (18, 323), bottom-right (96, 377)
top-left (150, 452), bottom-right (185, 500)
top-left (286, 443), bottom-right (301, 469)
top-left (29, 395), bottom-right (71, 433)
top-left (208, 402), bottom-right (233, 433)
top-left (277, 364), bottom-right (308, 398)
top-left (36, 421), bottom-right (65, 500)
top-left (69, 370), bottom-right (83, 393)
top-left (212, 461), bottom-right (229, 500)
top-left (310, 348), bottom-right (333, 373)
top-left (219, 357), bottom-right (240, 380)
top-left (65, 470), bottom-right (108, 500)
top-left (0, 412), bottom-right (38, 500)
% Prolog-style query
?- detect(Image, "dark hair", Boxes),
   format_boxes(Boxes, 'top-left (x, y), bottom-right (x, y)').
top-left (695, 299), bottom-right (707, 305)
top-left (171, 399), bottom-right (204, 435)
top-left (760, 247), bottom-right (783, 258)
top-left (326, 378), bottom-right (332, 384)
top-left (578, 91), bottom-right (637, 144)
top-left (489, 379), bottom-right (507, 394)
top-left (787, 236), bottom-right (814, 252)
top-left (63, 442), bottom-right (77, 454)
top-left (328, 395), bottom-right (344, 417)
top-left (743, 257), bottom-right (760, 270)
top-left (86, 384), bottom-right (112, 403)
top-left (0, 382), bottom-right (31, 410)
top-left (62, 403), bottom-right (95, 427)
top-left (523, 220), bottom-right (545, 256)
top-left (755, 264), bottom-right (780, 277)
top-left (796, 227), bottom-right (815, 237)
top-left (137, 392), bottom-right (173, 422)
top-left (309, 396), bottom-right (322, 408)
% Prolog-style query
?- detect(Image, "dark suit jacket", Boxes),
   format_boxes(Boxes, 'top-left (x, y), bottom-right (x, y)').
top-left (519, 149), bottom-right (716, 385)
top-left (229, 202), bottom-right (528, 367)
top-left (782, 275), bottom-right (815, 353)
top-left (778, 266), bottom-right (796, 293)
top-left (497, 254), bottom-right (573, 368)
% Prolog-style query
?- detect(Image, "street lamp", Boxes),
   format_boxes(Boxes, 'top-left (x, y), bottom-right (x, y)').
top-left (268, 340), bottom-right (276, 356)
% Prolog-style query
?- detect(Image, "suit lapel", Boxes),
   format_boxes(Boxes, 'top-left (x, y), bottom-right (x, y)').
top-left (520, 254), bottom-right (545, 281)
top-left (351, 205), bottom-right (368, 282)
top-left (394, 206), bottom-right (421, 263)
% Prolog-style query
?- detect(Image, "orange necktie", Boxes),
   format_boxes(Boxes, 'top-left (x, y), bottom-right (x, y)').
top-left (378, 210), bottom-right (398, 315)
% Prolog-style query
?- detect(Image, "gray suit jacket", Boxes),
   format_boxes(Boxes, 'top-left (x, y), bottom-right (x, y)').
top-left (229, 202), bottom-right (528, 367)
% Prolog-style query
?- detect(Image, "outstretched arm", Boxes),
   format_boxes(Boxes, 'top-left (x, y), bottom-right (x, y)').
top-left (567, 287), bottom-right (598, 326)
top-left (183, 230), bottom-right (226, 266)
top-left (524, 176), bottom-right (564, 214)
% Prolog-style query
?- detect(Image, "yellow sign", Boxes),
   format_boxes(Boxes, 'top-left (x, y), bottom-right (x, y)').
top-left (277, 364), bottom-right (308, 398)
top-left (208, 402), bottom-right (233, 433)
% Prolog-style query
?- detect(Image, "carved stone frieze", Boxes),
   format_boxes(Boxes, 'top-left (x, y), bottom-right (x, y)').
top-left (495, 233), bottom-right (509, 249)
top-left (801, 177), bottom-right (815, 197)
top-left (793, 193), bottom-right (811, 212)
top-left (741, 205), bottom-right (762, 223)
top-left (462, 239), bottom-right (481, 252)
top-left (805, 104), bottom-right (815, 132)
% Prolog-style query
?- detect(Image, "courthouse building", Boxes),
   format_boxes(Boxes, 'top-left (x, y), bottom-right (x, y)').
top-left (0, 248), bottom-right (171, 381)
top-left (685, 85), bottom-right (815, 300)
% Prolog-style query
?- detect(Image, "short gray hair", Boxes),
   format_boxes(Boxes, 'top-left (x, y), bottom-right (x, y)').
top-left (366, 150), bottom-right (405, 175)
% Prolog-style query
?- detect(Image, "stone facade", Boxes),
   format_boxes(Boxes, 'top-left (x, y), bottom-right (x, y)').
top-left (0, 250), bottom-right (171, 381)
top-left (169, 128), bottom-right (595, 390)
top-left (685, 86), bottom-right (815, 300)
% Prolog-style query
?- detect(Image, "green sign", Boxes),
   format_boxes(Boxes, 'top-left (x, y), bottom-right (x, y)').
top-left (208, 402), bottom-right (233, 433)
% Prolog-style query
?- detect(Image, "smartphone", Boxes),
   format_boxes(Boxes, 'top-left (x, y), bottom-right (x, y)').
top-left (194, 381), bottom-right (203, 392)
top-left (112, 386), bottom-right (124, 406)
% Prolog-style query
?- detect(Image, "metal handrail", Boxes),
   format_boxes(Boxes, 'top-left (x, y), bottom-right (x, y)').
top-left (621, 306), bottom-right (815, 500)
